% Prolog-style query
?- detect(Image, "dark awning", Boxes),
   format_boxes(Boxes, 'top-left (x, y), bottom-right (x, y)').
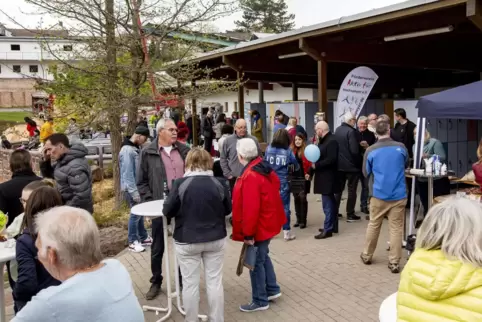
top-left (416, 81), bottom-right (482, 119)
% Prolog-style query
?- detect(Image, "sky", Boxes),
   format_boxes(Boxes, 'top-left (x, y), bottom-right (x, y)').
top-left (0, 0), bottom-right (407, 32)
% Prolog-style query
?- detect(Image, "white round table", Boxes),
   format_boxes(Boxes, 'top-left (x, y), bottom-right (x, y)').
top-left (0, 241), bottom-right (15, 322)
top-left (131, 201), bottom-right (207, 322)
top-left (379, 292), bottom-right (397, 322)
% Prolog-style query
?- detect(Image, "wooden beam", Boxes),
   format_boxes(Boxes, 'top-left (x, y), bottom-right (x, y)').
top-left (194, 0), bottom-right (465, 62)
top-left (299, 38), bottom-right (322, 60)
top-left (191, 80), bottom-right (198, 146)
top-left (317, 60), bottom-right (328, 114)
top-left (467, 0), bottom-right (482, 32)
top-left (292, 82), bottom-right (299, 101)
top-left (258, 82), bottom-right (264, 103)
top-left (238, 71), bottom-right (245, 119)
top-left (222, 55), bottom-right (241, 71)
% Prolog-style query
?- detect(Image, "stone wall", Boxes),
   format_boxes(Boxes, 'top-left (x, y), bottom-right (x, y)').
top-left (0, 149), bottom-right (42, 182)
top-left (0, 79), bottom-right (37, 108)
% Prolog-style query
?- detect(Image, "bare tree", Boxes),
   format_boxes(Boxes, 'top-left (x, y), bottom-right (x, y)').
top-left (2, 0), bottom-right (238, 206)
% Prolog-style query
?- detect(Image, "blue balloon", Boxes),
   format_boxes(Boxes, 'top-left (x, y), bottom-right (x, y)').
top-left (304, 144), bottom-right (320, 163)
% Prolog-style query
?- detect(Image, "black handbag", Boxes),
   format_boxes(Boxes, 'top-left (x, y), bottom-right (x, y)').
top-left (288, 165), bottom-right (306, 194)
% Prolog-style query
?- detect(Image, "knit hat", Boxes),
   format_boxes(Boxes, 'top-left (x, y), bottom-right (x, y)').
top-left (134, 126), bottom-right (150, 137)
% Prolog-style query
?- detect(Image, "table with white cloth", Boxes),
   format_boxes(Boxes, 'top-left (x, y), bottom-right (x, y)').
top-left (131, 201), bottom-right (208, 322)
top-left (0, 240), bottom-right (15, 322)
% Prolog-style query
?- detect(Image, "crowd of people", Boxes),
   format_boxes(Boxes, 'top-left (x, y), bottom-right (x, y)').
top-left (1, 105), bottom-right (479, 322)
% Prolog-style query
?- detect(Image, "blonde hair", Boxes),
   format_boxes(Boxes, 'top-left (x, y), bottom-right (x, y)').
top-left (185, 147), bottom-right (213, 172)
top-left (416, 197), bottom-right (482, 267)
top-left (288, 117), bottom-right (297, 126)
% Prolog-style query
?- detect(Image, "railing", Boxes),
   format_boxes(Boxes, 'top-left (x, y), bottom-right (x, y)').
top-left (0, 51), bottom-right (66, 61)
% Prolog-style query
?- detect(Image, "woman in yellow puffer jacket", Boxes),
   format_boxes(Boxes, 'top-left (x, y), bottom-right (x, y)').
top-left (397, 197), bottom-right (482, 322)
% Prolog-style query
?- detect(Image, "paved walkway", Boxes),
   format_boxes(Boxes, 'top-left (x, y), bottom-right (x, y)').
top-left (5, 192), bottom-right (407, 321)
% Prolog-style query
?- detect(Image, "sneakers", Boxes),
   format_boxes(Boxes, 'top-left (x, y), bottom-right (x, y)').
top-left (129, 241), bottom-right (145, 253)
top-left (283, 230), bottom-right (296, 241)
top-left (347, 214), bottom-right (361, 222)
top-left (360, 253), bottom-right (372, 265)
top-left (167, 225), bottom-right (174, 236)
top-left (388, 263), bottom-right (400, 274)
top-left (267, 292), bottom-right (282, 301)
top-left (240, 302), bottom-right (269, 312)
top-left (141, 236), bottom-right (153, 246)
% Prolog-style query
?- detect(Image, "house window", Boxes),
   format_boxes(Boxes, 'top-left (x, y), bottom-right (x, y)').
top-left (224, 102), bottom-right (228, 112)
top-left (63, 45), bottom-right (73, 51)
top-left (29, 65), bottom-right (39, 73)
top-left (12, 65), bottom-right (21, 73)
top-left (10, 44), bottom-right (20, 51)
top-left (234, 102), bottom-right (238, 112)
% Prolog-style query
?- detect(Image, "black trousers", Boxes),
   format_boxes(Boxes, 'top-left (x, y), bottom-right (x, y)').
top-left (204, 137), bottom-right (213, 153)
top-left (150, 217), bottom-right (182, 287)
top-left (293, 191), bottom-right (308, 224)
top-left (334, 172), bottom-right (360, 217)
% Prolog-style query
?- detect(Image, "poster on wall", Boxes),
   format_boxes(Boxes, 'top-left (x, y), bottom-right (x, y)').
top-left (335, 66), bottom-right (378, 127)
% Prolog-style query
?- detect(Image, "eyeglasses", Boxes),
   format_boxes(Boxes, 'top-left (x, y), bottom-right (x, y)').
top-left (164, 128), bottom-right (178, 133)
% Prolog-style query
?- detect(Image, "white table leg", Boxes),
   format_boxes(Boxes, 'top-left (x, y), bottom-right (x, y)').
top-left (0, 262), bottom-right (6, 322)
top-left (142, 216), bottom-right (208, 322)
top-left (142, 216), bottom-right (172, 322)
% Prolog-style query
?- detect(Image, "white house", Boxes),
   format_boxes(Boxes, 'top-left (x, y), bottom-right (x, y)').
top-left (0, 24), bottom-right (77, 107)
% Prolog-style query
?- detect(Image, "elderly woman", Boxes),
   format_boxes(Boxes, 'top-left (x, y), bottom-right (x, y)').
top-left (414, 128), bottom-right (450, 226)
top-left (163, 147), bottom-right (232, 322)
top-left (395, 197), bottom-right (482, 321)
top-left (232, 138), bottom-right (286, 313)
top-left (12, 206), bottom-right (144, 322)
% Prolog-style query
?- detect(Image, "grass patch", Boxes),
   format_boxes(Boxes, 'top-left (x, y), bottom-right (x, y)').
top-left (0, 112), bottom-right (30, 123)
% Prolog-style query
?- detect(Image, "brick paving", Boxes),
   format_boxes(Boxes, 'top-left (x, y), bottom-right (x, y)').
top-left (4, 192), bottom-right (407, 321)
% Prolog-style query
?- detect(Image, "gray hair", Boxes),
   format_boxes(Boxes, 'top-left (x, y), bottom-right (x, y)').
top-left (417, 197), bottom-right (482, 267)
top-left (156, 118), bottom-right (175, 133)
top-left (36, 206), bottom-right (103, 270)
top-left (378, 114), bottom-right (391, 123)
top-left (375, 120), bottom-right (390, 136)
top-left (343, 111), bottom-right (355, 123)
top-left (236, 138), bottom-right (258, 162)
top-left (358, 116), bottom-right (368, 125)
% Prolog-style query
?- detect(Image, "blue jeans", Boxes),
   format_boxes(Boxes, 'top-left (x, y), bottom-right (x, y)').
top-left (322, 194), bottom-right (337, 233)
top-left (249, 239), bottom-right (280, 306)
top-left (280, 182), bottom-right (291, 231)
top-left (125, 192), bottom-right (148, 244)
top-left (360, 175), bottom-right (369, 209)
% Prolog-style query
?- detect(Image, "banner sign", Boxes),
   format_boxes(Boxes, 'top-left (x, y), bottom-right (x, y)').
top-left (336, 66), bottom-right (378, 124)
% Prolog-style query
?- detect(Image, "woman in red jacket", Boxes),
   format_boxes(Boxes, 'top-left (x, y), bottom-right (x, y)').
top-left (290, 133), bottom-right (311, 228)
top-left (232, 138), bottom-right (285, 313)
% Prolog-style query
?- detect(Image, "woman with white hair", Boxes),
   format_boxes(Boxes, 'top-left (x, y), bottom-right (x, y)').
top-left (232, 138), bottom-right (286, 312)
top-left (12, 206), bottom-right (144, 322)
top-left (396, 197), bottom-right (482, 321)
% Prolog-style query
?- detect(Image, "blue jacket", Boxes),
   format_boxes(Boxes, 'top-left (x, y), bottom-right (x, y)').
top-left (14, 230), bottom-right (60, 312)
top-left (264, 146), bottom-right (299, 184)
top-left (119, 138), bottom-right (140, 200)
top-left (363, 138), bottom-right (409, 201)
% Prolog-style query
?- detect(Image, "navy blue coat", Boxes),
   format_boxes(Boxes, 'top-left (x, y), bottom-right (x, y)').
top-left (13, 230), bottom-right (60, 312)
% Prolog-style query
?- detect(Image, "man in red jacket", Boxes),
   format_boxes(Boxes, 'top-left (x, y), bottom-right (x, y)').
top-left (232, 138), bottom-right (286, 313)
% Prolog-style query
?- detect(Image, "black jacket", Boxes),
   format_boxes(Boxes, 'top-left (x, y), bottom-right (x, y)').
top-left (359, 130), bottom-right (377, 156)
top-left (0, 171), bottom-right (40, 226)
top-left (163, 175), bottom-right (232, 244)
top-left (393, 120), bottom-right (416, 158)
top-left (202, 117), bottom-right (214, 139)
top-left (313, 132), bottom-right (340, 195)
top-left (41, 144), bottom-right (93, 213)
top-left (334, 123), bottom-right (362, 173)
top-left (136, 141), bottom-right (190, 202)
top-left (14, 230), bottom-right (60, 312)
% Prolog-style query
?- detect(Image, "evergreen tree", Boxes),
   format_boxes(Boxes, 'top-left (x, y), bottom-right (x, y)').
top-left (235, 0), bottom-right (295, 33)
